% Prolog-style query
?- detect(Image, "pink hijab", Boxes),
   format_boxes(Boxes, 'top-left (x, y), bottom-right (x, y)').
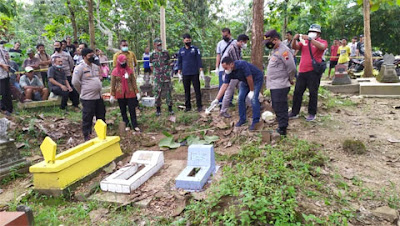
top-left (112, 54), bottom-right (133, 94)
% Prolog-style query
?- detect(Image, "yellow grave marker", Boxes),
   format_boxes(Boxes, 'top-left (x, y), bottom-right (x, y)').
top-left (30, 120), bottom-right (123, 193)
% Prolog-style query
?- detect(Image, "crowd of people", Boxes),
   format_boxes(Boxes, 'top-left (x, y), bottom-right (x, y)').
top-left (0, 23), bottom-right (335, 139)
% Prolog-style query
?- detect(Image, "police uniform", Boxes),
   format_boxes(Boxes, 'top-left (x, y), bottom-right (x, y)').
top-left (266, 39), bottom-right (296, 135)
top-left (72, 61), bottom-right (105, 140)
top-left (177, 45), bottom-right (203, 111)
top-left (150, 48), bottom-right (173, 108)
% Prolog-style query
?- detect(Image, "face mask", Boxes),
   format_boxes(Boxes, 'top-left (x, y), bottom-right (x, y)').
top-left (241, 43), bottom-right (247, 50)
top-left (55, 47), bottom-right (61, 52)
top-left (156, 45), bottom-right (162, 51)
top-left (88, 56), bottom-right (95, 63)
top-left (224, 69), bottom-right (232, 75)
top-left (223, 36), bottom-right (230, 42)
top-left (265, 42), bottom-right (275, 49)
top-left (121, 46), bottom-right (128, 52)
top-left (120, 63), bottom-right (127, 68)
top-left (185, 42), bottom-right (191, 47)
top-left (308, 32), bottom-right (317, 39)
top-left (55, 65), bottom-right (63, 69)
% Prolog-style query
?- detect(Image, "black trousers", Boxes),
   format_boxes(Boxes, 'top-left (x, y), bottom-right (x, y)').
top-left (81, 98), bottom-right (106, 137)
top-left (51, 87), bottom-right (69, 109)
top-left (182, 74), bottom-right (202, 110)
top-left (271, 87), bottom-right (290, 128)
top-left (0, 78), bottom-right (13, 113)
top-left (41, 72), bottom-right (48, 87)
top-left (118, 97), bottom-right (138, 128)
top-left (292, 70), bottom-right (321, 116)
top-left (66, 76), bottom-right (80, 107)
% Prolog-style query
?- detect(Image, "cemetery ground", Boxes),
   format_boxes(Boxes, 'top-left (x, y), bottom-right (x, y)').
top-left (1, 80), bottom-right (400, 225)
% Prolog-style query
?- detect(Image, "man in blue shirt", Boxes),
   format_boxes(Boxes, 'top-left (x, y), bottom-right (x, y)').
top-left (210, 57), bottom-right (264, 131)
top-left (177, 33), bottom-right (204, 112)
top-left (143, 47), bottom-right (151, 75)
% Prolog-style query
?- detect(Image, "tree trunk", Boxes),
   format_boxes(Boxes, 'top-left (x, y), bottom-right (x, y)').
top-left (282, 0), bottom-right (288, 38)
top-left (251, 0), bottom-right (264, 71)
top-left (66, 0), bottom-right (78, 41)
top-left (363, 0), bottom-right (373, 77)
top-left (160, 6), bottom-right (167, 50)
top-left (87, 0), bottom-right (96, 49)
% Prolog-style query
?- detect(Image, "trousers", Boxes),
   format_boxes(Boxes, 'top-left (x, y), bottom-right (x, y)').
top-left (118, 97), bottom-right (138, 128)
top-left (271, 87), bottom-right (290, 128)
top-left (81, 98), bottom-right (106, 137)
top-left (183, 74), bottom-right (202, 110)
top-left (291, 70), bottom-right (321, 116)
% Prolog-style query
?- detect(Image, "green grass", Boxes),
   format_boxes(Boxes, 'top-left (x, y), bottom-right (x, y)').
top-left (176, 138), bottom-right (352, 225)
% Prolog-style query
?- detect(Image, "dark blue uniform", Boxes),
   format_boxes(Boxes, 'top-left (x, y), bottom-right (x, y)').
top-left (224, 60), bottom-right (264, 129)
top-left (177, 45), bottom-right (203, 111)
top-left (177, 46), bottom-right (203, 76)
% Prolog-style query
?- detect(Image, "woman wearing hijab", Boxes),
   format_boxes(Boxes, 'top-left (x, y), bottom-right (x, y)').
top-left (110, 54), bottom-right (140, 131)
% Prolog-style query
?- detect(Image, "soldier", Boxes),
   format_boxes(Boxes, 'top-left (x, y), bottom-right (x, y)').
top-left (264, 30), bottom-right (296, 136)
top-left (150, 38), bottom-right (174, 116)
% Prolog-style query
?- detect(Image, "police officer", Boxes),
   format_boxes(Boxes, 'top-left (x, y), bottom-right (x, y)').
top-left (264, 30), bottom-right (296, 136)
top-left (72, 48), bottom-right (105, 141)
top-left (177, 33), bottom-right (204, 112)
top-left (150, 38), bottom-right (174, 116)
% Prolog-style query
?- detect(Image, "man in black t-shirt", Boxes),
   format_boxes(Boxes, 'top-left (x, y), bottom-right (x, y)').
top-left (356, 35), bottom-right (364, 57)
top-left (65, 37), bottom-right (76, 57)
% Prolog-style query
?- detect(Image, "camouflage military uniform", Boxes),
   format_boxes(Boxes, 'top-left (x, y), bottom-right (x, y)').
top-left (150, 49), bottom-right (173, 107)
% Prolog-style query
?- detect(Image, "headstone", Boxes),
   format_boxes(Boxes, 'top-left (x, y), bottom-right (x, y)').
top-left (376, 53), bottom-right (399, 83)
top-left (175, 145), bottom-right (216, 190)
top-left (0, 118), bottom-right (30, 180)
top-left (204, 76), bottom-right (211, 89)
top-left (332, 64), bottom-right (352, 85)
top-left (140, 74), bottom-right (154, 96)
top-left (100, 151), bottom-right (164, 193)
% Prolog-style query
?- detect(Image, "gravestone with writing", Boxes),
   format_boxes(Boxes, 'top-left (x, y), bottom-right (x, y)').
top-left (175, 145), bottom-right (216, 190)
top-left (0, 118), bottom-right (30, 180)
top-left (100, 151), bottom-right (164, 193)
top-left (376, 53), bottom-right (399, 83)
top-left (332, 64), bottom-right (352, 85)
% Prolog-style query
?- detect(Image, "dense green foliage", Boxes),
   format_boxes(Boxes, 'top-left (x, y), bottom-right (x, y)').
top-left (1, 0), bottom-right (400, 62)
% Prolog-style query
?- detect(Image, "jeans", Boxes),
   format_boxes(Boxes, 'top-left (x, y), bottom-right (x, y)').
top-left (291, 70), bottom-right (321, 116)
top-left (271, 87), bottom-right (290, 128)
top-left (238, 79), bottom-right (263, 124)
top-left (81, 98), bottom-right (106, 138)
top-left (182, 74), bottom-right (202, 110)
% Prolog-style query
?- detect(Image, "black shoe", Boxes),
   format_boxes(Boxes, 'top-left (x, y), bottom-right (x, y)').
top-left (185, 108), bottom-right (191, 112)
top-left (168, 106), bottom-right (174, 115)
top-left (276, 127), bottom-right (287, 136)
top-left (84, 135), bottom-right (90, 141)
top-left (197, 106), bottom-right (203, 112)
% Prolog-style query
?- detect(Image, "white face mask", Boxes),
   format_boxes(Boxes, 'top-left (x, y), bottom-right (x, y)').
top-left (225, 69), bottom-right (232, 75)
top-left (241, 43), bottom-right (247, 50)
top-left (308, 32), bottom-right (317, 39)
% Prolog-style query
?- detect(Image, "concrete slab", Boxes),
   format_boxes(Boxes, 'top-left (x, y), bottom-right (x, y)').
top-left (17, 98), bottom-right (61, 109)
top-left (175, 145), bottom-right (216, 191)
top-left (359, 77), bottom-right (400, 96)
top-left (320, 80), bottom-right (359, 94)
top-left (100, 151), bottom-right (164, 193)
